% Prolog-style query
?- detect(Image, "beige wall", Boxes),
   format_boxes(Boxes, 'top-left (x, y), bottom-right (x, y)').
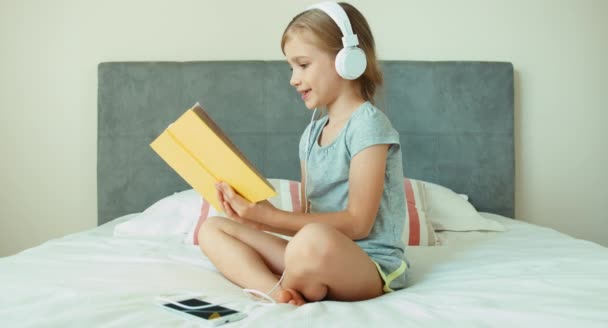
top-left (1, 0), bottom-right (607, 256)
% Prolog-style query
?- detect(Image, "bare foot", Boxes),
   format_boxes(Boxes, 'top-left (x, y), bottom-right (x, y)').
top-left (276, 288), bottom-right (307, 306)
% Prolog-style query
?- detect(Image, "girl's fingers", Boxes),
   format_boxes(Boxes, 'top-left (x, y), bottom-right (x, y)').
top-left (218, 182), bottom-right (231, 197)
top-left (220, 182), bottom-right (247, 211)
top-left (220, 182), bottom-right (242, 203)
top-left (216, 188), bottom-right (226, 213)
top-left (224, 201), bottom-right (234, 217)
top-left (217, 182), bottom-right (255, 221)
top-left (224, 201), bottom-right (242, 221)
top-left (216, 182), bottom-right (236, 215)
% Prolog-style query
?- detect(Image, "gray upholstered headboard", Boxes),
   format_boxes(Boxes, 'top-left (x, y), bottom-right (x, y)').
top-left (97, 61), bottom-right (514, 225)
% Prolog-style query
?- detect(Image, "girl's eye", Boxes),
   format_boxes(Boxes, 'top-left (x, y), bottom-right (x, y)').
top-left (288, 64), bottom-right (309, 72)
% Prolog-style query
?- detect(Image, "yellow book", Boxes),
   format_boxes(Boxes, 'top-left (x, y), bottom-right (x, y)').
top-left (150, 103), bottom-right (276, 211)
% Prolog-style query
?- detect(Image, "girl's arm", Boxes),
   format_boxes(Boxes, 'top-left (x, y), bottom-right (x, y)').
top-left (218, 144), bottom-right (390, 240)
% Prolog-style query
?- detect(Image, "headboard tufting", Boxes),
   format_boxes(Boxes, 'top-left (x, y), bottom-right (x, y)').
top-left (97, 61), bottom-right (514, 225)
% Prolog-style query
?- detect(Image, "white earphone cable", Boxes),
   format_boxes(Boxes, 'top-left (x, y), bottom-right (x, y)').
top-left (239, 108), bottom-right (317, 304)
top-left (156, 271), bottom-right (287, 312)
top-left (242, 270), bottom-right (287, 304)
top-left (304, 108), bottom-right (318, 214)
top-left (157, 109), bottom-right (318, 312)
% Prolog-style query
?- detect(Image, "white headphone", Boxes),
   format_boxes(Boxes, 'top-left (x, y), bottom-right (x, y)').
top-left (306, 2), bottom-right (367, 80)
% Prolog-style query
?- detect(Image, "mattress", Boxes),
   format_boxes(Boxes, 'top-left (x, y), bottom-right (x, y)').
top-left (1, 213), bottom-right (607, 327)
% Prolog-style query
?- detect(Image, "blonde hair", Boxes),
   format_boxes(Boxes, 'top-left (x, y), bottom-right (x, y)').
top-left (281, 2), bottom-right (383, 104)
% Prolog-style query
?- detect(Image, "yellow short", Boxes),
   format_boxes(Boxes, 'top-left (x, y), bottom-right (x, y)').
top-left (371, 259), bottom-right (408, 293)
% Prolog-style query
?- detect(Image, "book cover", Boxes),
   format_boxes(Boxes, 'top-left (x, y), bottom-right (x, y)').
top-left (150, 103), bottom-right (276, 211)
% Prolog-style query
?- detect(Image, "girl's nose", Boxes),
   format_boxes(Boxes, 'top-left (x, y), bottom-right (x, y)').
top-left (290, 71), bottom-right (300, 87)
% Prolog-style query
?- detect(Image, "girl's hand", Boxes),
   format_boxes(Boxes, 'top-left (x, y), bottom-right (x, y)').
top-left (215, 181), bottom-right (274, 228)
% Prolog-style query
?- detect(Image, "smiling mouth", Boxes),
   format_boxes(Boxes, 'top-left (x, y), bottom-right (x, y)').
top-left (301, 89), bottom-right (311, 100)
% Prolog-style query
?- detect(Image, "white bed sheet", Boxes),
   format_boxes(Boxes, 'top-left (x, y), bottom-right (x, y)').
top-left (1, 213), bottom-right (607, 327)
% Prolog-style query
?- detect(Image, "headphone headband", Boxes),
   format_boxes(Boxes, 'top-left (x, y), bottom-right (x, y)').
top-left (304, 2), bottom-right (367, 80)
top-left (306, 2), bottom-right (359, 48)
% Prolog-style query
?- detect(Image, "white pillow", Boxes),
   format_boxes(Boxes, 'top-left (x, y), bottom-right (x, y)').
top-left (112, 179), bottom-right (296, 240)
top-left (115, 178), bottom-right (472, 243)
top-left (113, 189), bottom-right (202, 237)
top-left (419, 180), bottom-right (505, 232)
top-left (186, 178), bottom-right (439, 246)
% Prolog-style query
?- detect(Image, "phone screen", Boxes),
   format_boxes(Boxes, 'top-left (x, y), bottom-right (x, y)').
top-left (163, 298), bottom-right (239, 320)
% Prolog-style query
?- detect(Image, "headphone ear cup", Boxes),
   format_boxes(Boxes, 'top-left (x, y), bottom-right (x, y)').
top-left (335, 47), bottom-right (367, 80)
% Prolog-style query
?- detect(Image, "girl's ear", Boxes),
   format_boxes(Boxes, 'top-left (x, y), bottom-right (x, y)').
top-left (305, 2), bottom-right (367, 80)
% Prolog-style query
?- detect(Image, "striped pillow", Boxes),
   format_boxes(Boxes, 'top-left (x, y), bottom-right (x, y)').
top-left (186, 178), bottom-right (438, 246)
top-left (186, 178), bottom-right (301, 245)
top-left (403, 178), bottom-right (439, 246)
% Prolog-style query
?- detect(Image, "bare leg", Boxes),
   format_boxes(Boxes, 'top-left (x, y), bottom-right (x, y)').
top-left (280, 223), bottom-right (384, 302)
top-left (198, 216), bottom-right (288, 296)
top-left (199, 218), bottom-right (383, 305)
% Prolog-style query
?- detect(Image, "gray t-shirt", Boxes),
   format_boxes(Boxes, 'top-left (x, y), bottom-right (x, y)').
top-left (299, 101), bottom-right (408, 290)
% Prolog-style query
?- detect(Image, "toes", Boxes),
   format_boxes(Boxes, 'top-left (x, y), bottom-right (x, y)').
top-left (286, 288), bottom-right (306, 306)
top-left (294, 296), bottom-right (306, 306)
top-left (275, 288), bottom-right (307, 306)
top-left (276, 290), bottom-right (292, 303)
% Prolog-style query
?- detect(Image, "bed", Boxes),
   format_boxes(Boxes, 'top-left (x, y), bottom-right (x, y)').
top-left (1, 61), bottom-right (607, 327)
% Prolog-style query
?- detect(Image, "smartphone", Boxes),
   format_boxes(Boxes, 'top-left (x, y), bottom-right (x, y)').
top-left (160, 297), bottom-right (246, 326)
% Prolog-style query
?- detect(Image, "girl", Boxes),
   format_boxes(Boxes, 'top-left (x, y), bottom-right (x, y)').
top-left (199, 2), bottom-right (407, 306)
